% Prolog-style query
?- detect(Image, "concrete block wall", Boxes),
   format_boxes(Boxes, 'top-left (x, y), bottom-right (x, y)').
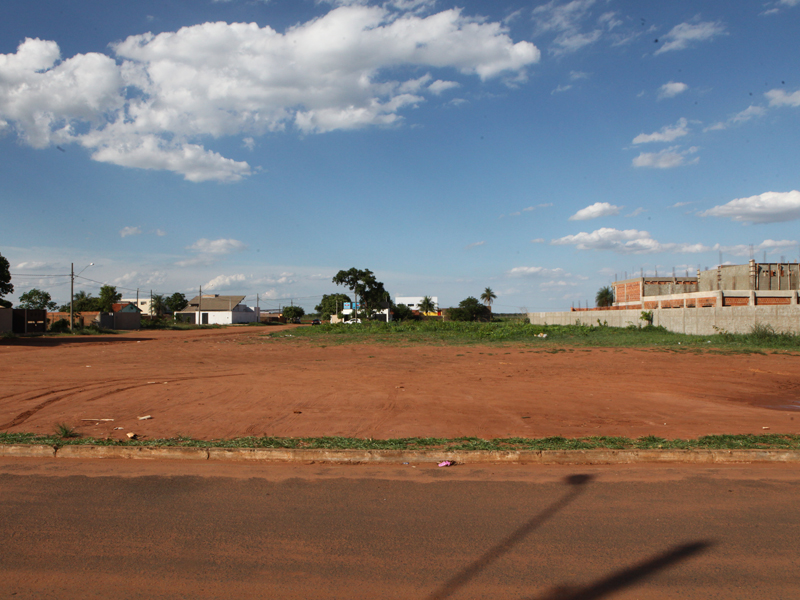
top-left (529, 305), bottom-right (800, 335)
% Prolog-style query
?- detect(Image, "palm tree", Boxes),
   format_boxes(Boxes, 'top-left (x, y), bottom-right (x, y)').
top-left (480, 287), bottom-right (497, 311)
top-left (595, 286), bottom-right (614, 308)
top-left (418, 296), bottom-right (437, 317)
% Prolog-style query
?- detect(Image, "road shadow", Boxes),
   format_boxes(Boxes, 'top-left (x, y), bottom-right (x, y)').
top-left (427, 473), bottom-right (712, 600)
top-left (530, 541), bottom-right (712, 600)
top-left (427, 474), bottom-right (593, 600)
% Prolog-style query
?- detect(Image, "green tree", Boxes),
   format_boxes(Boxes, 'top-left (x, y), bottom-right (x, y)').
top-left (418, 295), bottom-right (437, 316)
top-left (98, 285), bottom-right (122, 312)
top-left (283, 305), bottom-right (305, 322)
top-left (391, 302), bottom-right (416, 322)
top-left (0, 252), bottom-right (12, 308)
top-left (165, 292), bottom-right (188, 313)
top-left (332, 268), bottom-right (387, 319)
top-left (447, 296), bottom-right (492, 322)
top-left (151, 294), bottom-right (168, 317)
top-left (480, 287), bottom-right (497, 311)
top-left (595, 286), bottom-right (614, 308)
top-left (314, 293), bottom-right (351, 321)
top-left (17, 288), bottom-right (58, 311)
top-left (69, 290), bottom-right (100, 312)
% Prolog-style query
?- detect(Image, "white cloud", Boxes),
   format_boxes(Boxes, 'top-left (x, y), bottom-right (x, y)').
top-left (532, 0), bottom-right (605, 55)
top-left (705, 105), bottom-right (766, 131)
top-left (658, 81), bottom-right (688, 99)
top-left (569, 201), bottom-right (621, 221)
top-left (569, 70), bottom-right (589, 80)
top-left (507, 266), bottom-right (565, 277)
top-left (632, 118), bottom-right (689, 144)
top-left (120, 226), bottom-right (142, 238)
top-left (700, 191), bottom-right (800, 224)
top-left (204, 273), bottom-right (247, 290)
top-left (632, 145), bottom-right (698, 168)
top-left (552, 227), bottom-right (710, 254)
top-left (669, 201), bottom-right (692, 209)
top-left (465, 241), bottom-right (485, 249)
top-left (765, 88), bottom-right (800, 107)
top-left (14, 261), bottom-right (50, 270)
top-left (552, 84), bottom-right (572, 94)
top-left (654, 20), bottom-right (726, 55)
top-left (0, 7), bottom-right (539, 182)
top-left (428, 80), bottom-right (460, 95)
top-left (177, 238), bottom-right (247, 266)
top-left (242, 137), bottom-right (255, 150)
top-left (155, 229), bottom-right (166, 236)
top-left (188, 238), bottom-right (247, 255)
top-left (531, 238), bottom-right (546, 243)
top-left (626, 207), bottom-right (645, 217)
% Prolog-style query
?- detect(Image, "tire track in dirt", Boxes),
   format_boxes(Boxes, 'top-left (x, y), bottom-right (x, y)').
top-left (0, 372), bottom-right (248, 430)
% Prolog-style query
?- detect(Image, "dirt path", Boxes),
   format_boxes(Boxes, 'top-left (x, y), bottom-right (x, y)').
top-left (1, 326), bottom-right (799, 440)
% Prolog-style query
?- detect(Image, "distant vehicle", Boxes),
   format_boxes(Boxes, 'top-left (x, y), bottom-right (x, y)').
top-left (311, 319), bottom-right (321, 325)
top-left (346, 318), bottom-right (362, 324)
top-left (292, 317), bottom-right (301, 324)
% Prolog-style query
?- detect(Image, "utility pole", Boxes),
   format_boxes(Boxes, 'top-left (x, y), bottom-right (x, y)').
top-left (198, 286), bottom-right (202, 325)
top-left (70, 263), bottom-right (74, 332)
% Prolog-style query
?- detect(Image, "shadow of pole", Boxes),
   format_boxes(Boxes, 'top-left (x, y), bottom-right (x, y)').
top-left (531, 540), bottom-right (713, 600)
top-left (427, 474), bottom-right (594, 600)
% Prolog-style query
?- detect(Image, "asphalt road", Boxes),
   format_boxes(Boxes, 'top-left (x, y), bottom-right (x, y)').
top-left (0, 459), bottom-right (798, 599)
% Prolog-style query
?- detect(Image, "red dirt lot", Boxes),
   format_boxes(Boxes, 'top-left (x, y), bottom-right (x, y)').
top-left (1, 325), bottom-right (799, 440)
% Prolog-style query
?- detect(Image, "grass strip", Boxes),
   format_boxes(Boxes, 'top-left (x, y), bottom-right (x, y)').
top-left (267, 321), bottom-right (800, 352)
top-left (2, 432), bottom-right (799, 451)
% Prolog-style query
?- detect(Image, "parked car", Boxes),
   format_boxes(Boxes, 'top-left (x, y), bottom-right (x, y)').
top-left (346, 318), bottom-right (362, 324)
top-left (311, 319), bottom-right (321, 325)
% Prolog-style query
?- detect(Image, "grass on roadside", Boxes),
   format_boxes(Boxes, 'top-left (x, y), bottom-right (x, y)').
top-left (265, 320), bottom-right (800, 352)
top-left (2, 432), bottom-right (799, 451)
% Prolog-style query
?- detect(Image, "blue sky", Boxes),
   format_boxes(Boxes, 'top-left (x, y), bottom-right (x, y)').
top-left (2, 0), bottom-right (800, 313)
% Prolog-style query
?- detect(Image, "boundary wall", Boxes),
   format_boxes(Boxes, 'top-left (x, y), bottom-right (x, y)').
top-left (528, 304), bottom-right (800, 335)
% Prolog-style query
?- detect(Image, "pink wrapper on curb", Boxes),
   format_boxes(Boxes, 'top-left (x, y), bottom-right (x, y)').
top-left (438, 461), bottom-right (453, 467)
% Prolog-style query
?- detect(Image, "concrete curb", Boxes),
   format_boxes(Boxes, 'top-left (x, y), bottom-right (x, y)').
top-left (1, 445), bottom-right (799, 464)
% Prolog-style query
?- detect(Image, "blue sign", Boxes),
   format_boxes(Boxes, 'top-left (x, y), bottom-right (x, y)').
top-left (343, 302), bottom-right (361, 309)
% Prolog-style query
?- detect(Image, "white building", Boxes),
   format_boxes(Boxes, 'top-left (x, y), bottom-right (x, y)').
top-left (121, 297), bottom-right (153, 315)
top-left (395, 296), bottom-right (439, 316)
top-left (176, 294), bottom-right (260, 325)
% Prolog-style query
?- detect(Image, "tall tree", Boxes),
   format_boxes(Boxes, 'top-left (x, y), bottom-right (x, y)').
top-left (71, 290), bottom-right (100, 312)
top-left (17, 288), bottom-right (58, 311)
top-left (314, 293), bottom-right (351, 321)
top-left (151, 294), bottom-right (168, 317)
top-left (165, 292), bottom-right (188, 313)
top-left (0, 252), bottom-right (12, 308)
top-left (98, 285), bottom-right (122, 312)
top-left (447, 296), bottom-right (492, 322)
top-left (418, 296), bottom-right (437, 316)
top-left (332, 268), bottom-right (387, 319)
top-left (480, 287), bottom-right (497, 311)
top-left (595, 286), bottom-right (614, 308)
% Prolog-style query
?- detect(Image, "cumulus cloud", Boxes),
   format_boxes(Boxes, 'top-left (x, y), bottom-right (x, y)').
top-left (632, 118), bottom-right (689, 144)
top-left (0, 6), bottom-right (539, 181)
top-left (569, 201), bottom-right (621, 221)
top-left (204, 273), bottom-right (247, 290)
top-left (658, 81), bottom-right (688, 99)
top-left (177, 237), bottom-right (247, 266)
top-left (120, 226), bottom-right (142, 238)
top-left (632, 146), bottom-right (698, 168)
top-left (507, 266), bottom-right (565, 277)
top-left (700, 191), bottom-right (800, 223)
top-left (705, 105), bottom-right (766, 131)
top-left (654, 20), bottom-right (726, 55)
top-left (765, 88), bottom-right (800, 107)
top-left (552, 228), bottom-right (709, 254)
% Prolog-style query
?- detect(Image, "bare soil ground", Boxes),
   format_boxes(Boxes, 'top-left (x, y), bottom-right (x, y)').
top-left (1, 325), bottom-right (799, 440)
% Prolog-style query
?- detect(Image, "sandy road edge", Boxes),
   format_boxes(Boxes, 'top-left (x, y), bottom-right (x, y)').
top-left (1, 444), bottom-right (800, 464)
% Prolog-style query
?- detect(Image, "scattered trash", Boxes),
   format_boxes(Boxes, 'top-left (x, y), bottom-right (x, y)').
top-left (536, 333), bottom-right (548, 338)
top-left (438, 460), bottom-right (453, 467)
top-left (522, 416), bottom-right (531, 419)
top-left (137, 415), bottom-right (152, 420)
top-left (85, 365), bottom-right (91, 367)
top-left (126, 432), bottom-right (137, 439)
top-left (81, 418), bottom-right (114, 422)
top-left (148, 382), bottom-right (156, 384)
top-left (403, 462), bottom-right (409, 465)
top-left (762, 426), bottom-right (770, 430)
top-left (113, 427), bottom-right (123, 430)
top-left (294, 410), bottom-right (302, 414)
